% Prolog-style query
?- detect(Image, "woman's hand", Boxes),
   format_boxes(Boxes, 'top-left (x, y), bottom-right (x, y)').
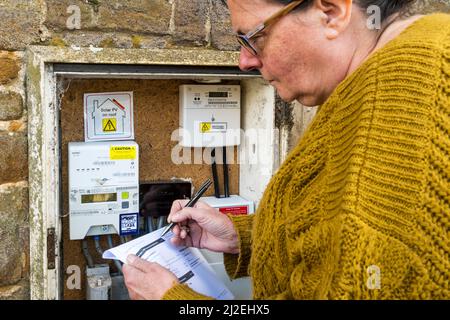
top-left (122, 254), bottom-right (178, 300)
top-left (167, 200), bottom-right (239, 254)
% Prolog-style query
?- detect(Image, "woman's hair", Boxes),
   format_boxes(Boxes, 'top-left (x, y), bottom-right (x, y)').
top-left (222, 0), bottom-right (416, 22)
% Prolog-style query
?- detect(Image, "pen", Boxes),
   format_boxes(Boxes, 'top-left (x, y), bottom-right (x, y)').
top-left (160, 179), bottom-right (212, 237)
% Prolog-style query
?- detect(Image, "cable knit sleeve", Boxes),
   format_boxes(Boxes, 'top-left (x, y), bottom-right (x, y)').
top-left (223, 214), bottom-right (254, 279)
top-left (162, 283), bottom-right (214, 300)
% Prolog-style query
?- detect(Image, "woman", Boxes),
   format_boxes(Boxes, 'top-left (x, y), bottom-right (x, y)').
top-left (123, 0), bottom-right (449, 299)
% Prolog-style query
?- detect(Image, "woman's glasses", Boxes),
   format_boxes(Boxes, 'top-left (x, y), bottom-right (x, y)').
top-left (236, 0), bottom-right (305, 56)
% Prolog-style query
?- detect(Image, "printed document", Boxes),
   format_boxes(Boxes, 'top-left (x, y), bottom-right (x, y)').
top-left (103, 228), bottom-right (234, 300)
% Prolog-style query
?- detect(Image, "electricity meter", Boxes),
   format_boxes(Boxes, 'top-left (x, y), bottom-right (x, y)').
top-left (179, 85), bottom-right (241, 147)
top-left (68, 141), bottom-right (139, 240)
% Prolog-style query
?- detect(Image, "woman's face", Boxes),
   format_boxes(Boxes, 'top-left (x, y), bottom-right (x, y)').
top-left (228, 0), bottom-right (355, 106)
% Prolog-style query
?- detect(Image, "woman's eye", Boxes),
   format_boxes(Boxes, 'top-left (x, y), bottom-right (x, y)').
top-left (251, 35), bottom-right (265, 46)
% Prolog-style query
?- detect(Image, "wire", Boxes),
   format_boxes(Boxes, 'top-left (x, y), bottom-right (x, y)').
top-left (93, 236), bottom-right (103, 257)
top-left (157, 216), bottom-right (165, 229)
top-left (147, 217), bottom-right (154, 233)
top-left (82, 239), bottom-right (94, 268)
top-left (107, 235), bottom-right (123, 274)
top-left (223, 146), bottom-right (229, 198)
top-left (211, 148), bottom-right (220, 198)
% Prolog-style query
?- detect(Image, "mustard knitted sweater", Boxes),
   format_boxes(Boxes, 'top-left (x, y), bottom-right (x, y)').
top-left (163, 14), bottom-right (450, 300)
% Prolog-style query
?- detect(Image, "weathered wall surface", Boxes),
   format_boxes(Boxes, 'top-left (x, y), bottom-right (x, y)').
top-left (0, 0), bottom-right (449, 299)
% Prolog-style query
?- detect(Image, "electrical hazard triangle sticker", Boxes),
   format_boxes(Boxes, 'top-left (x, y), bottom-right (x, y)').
top-left (103, 118), bottom-right (117, 132)
top-left (200, 122), bottom-right (211, 133)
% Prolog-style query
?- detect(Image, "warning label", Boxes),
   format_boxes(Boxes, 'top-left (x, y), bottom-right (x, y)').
top-left (200, 122), bottom-right (227, 133)
top-left (110, 146), bottom-right (137, 160)
top-left (103, 118), bottom-right (117, 132)
top-left (200, 122), bottom-right (212, 133)
top-left (218, 206), bottom-right (248, 216)
top-left (84, 92), bottom-right (134, 142)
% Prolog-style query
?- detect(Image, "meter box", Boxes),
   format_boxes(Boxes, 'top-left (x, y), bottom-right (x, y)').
top-left (179, 85), bottom-right (241, 147)
top-left (68, 141), bottom-right (139, 240)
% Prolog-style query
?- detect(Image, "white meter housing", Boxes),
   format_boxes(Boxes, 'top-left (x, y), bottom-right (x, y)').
top-left (179, 85), bottom-right (241, 147)
top-left (68, 141), bottom-right (139, 240)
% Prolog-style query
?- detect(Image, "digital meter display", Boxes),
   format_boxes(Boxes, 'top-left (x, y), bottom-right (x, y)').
top-left (208, 92), bottom-right (228, 98)
top-left (81, 193), bottom-right (117, 204)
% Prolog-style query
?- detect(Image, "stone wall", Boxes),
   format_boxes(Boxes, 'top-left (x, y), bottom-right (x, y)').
top-left (0, 0), bottom-right (449, 300)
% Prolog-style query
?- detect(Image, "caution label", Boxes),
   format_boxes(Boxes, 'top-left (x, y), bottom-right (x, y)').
top-left (200, 122), bottom-right (227, 133)
top-left (200, 122), bottom-right (212, 133)
top-left (110, 146), bottom-right (136, 160)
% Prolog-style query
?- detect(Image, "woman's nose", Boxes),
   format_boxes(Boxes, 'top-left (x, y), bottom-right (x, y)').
top-left (239, 47), bottom-right (262, 72)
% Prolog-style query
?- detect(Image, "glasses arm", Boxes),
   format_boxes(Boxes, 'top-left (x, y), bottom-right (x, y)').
top-left (246, 0), bottom-right (304, 39)
top-left (264, 1), bottom-right (304, 26)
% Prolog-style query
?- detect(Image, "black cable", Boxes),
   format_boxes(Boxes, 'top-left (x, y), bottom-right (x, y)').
top-left (223, 146), bottom-right (229, 198)
top-left (211, 148), bottom-right (220, 198)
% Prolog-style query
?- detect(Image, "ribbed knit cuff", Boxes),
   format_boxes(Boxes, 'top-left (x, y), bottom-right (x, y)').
top-left (224, 214), bottom-right (253, 280)
top-left (162, 283), bottom-right (214, 300)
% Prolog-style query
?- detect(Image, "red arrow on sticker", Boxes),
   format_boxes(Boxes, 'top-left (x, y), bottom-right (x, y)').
top-left (112, 98), bottom-right (126, 111)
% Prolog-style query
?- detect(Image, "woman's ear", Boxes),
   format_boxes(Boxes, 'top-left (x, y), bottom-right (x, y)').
top-left (315, 0), bottom-right (353, 39)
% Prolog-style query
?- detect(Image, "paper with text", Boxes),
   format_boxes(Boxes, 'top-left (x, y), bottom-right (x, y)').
top-left (103, 229), bottom-right (234, 300)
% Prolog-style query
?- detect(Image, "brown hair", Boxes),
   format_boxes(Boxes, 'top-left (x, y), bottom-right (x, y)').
top-left (221, 0), bottom-right (416, 22)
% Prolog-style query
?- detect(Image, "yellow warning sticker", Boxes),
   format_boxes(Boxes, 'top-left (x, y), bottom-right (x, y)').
top-left (110, 146), bottom-right (136, 160)
top-left (103, 118), bottom-right (117, 132)
top-left (200, 122), bottom-right (211, 133)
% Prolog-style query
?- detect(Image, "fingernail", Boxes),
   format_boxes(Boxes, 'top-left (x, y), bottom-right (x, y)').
top-left (127, 254), bottom-right (137, 264)
top-left (167, 216), bottom-right (171, 223)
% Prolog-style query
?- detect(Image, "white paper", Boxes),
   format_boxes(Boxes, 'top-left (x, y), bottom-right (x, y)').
top-left (103, 229), bottom-right (234, 300)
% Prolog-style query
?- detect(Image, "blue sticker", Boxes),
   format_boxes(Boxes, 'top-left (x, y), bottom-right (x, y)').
top-left (119, 213), bottom-right (138, 236)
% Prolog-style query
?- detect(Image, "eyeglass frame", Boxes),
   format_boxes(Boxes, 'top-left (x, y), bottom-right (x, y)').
top-left (236, 0), bottom-right (305, 56)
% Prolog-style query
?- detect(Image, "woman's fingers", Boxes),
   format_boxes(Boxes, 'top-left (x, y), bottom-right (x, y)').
top-left (168, 200), bottom-right (214, 224)
top-left (168, 199), bottom-right (190, 221)
top-left (172, 224), bottom-right (181, 236)
top-left (170, 236), bottom-right (184, 246)
top-left (170, 227), bottom-right (194, 248)
top-left (169, 207), bottom-right (206, 224)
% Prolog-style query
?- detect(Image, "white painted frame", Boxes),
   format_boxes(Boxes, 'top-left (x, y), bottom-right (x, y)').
top-left (26, 46), bottom-right (281, 300)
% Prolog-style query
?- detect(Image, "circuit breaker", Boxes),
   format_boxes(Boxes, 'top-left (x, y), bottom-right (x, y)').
top-left (179, 84), bottom-right (241, 147)
top-left (68, 141), bottom-right (139, 240)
